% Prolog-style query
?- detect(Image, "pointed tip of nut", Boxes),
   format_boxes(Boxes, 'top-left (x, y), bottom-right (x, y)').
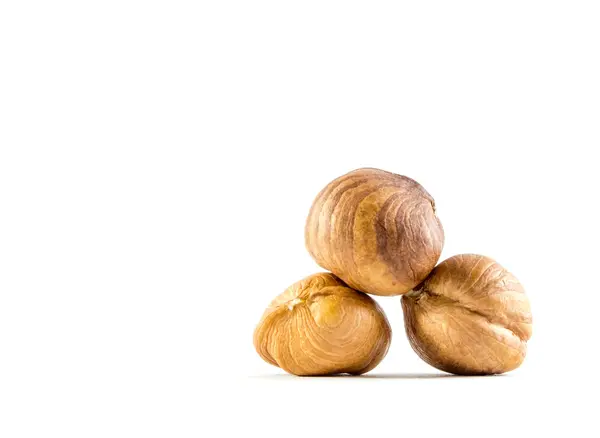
top-left (405, 286), bottom-right (426, 299)
top-left (287, 298), bottom-right (304, 310)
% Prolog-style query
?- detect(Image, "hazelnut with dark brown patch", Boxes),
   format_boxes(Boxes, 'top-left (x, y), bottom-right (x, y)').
top-left (305, 168), bottom-right (444, 296)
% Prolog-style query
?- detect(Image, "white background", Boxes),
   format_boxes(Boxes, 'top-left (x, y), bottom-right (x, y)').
top-left (1, 1), bottom-right (599, 437)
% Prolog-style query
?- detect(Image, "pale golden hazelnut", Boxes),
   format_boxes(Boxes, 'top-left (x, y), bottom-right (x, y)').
top-left (253, 273), bottom-right (392, 376)
top-left (402, 254), bottom-right (532, 375)
top-left (305, 168), bottom-right (444, 296)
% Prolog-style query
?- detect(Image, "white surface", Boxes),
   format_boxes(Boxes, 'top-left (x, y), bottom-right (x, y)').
top-left (1, 1), bottom-right (599, 437)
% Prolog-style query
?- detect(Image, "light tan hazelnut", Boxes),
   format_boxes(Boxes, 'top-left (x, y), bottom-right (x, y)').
top-left (253, 273), bottom-right (392, 376)
top-left (305, 168), bottom-right (444, 296)
top-left (402, 254), bottom-right (532, 375)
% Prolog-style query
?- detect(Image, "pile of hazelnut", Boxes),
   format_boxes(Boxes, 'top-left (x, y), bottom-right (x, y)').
top-left (254, 168), bottom-right (532, 376)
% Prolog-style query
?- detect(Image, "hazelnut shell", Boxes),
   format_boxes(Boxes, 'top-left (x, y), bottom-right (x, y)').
top-left (305, 168), bottom-right (444, 296)
top-left (402, 254), bottom-right (532, 375)
top-left (253, 273), bottom-right (392, 376)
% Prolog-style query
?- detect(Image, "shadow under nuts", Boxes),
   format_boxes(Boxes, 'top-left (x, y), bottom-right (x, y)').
top-left (305, 168), bottom-right (444, 296)
top-left (402, 254), bottom-right (532, 375)
top-left (254, 273), bottom-right (392, 376)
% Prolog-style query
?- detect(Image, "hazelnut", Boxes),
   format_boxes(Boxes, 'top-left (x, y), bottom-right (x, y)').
top-left (305, 168), bottom-right (444, 296)
top-left (253, 273), bottom-right (392, 376)
top-left (402, 254), bottom-right (532, 375)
